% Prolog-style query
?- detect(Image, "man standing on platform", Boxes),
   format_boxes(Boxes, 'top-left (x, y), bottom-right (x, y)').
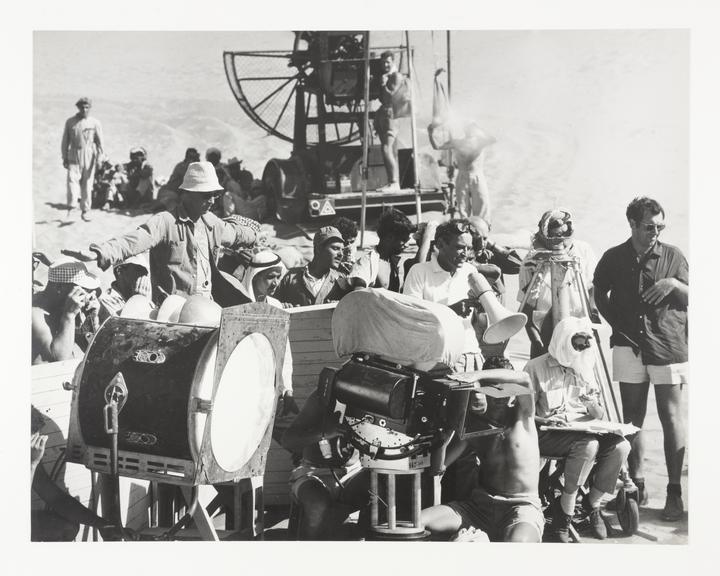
top-left (374, 51), bottom-right (411, 193)
top-left (593, 196), bottom-right (688, 521)
top-left (61, 97), bottom-right (104, 222)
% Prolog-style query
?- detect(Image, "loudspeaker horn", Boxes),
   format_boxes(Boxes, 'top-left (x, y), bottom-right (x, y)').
top-left (478, 291), bottom-right (527, 344)
top-left (469, 271), bottom-right (527, 344)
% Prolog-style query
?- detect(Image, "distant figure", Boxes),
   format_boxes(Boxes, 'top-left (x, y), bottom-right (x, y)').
top-left (206, 147), bottom-right (228, 188)
top-left (222, 157), bottom-right (266, 221)
top-left (117, 147), bottom-right (154, 208)
top-left (348, 208), bottom-right (415, 292)
top-left (428, 121), bottom-right (495, 220)
top-left (98, 253), bottom-right (152, 321)
top-left (274, 226), bottom-right (348, 307)
top-left (331, 216), bottom-right (359, 274)
top-left (31, 257), bottom-right (101, 364)
top-left (61, 97), bottom-right (104, 222)
top-left (157, 147), bottom-right (200, 212)
top-left (165, 147), bottom-right (200, 193)
top-left (374, 51), bottom-right (411, 193)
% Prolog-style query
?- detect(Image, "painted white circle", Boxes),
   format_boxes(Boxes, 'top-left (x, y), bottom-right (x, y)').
top-left (210, 333), bottom-right (276, 472)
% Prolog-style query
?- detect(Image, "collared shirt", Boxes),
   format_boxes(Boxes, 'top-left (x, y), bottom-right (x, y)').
top-left (593, 239), bottom-right (688, 365)
top-left (403, 258), bottom-right (480, 354)
top-left (524, 353), bottom-right (598, 419)
top-left (349, 248), bottom-right (403, 292)
top-left (193, 220), bottom-right (213, 297)
top-left (91, 205), bottom-right (256, 303)
top-left (275, 266), bottom-right (346, 307)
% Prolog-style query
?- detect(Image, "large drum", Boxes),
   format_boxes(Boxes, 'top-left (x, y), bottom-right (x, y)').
top-left (65, 302), bottom-right (289, 486)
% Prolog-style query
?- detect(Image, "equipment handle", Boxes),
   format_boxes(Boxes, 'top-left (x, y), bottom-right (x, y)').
top-left (104, 403), bottom-right (119, 434)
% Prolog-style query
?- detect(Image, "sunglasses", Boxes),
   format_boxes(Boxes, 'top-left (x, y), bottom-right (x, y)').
top-left (449, 222), bottom-right (472, 235)
top-left (571, 332), bottom-right (593, 351)
top-left (637, 221), bottom-right (666, 232)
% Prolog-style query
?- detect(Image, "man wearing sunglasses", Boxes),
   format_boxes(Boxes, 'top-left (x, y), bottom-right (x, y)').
top-left (593, 196), bottom-right (688, 521)
top-left (66, 162), bottom-right (258, 304)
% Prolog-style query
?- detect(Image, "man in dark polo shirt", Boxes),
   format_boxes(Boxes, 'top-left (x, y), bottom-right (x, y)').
top-left (593, 196), bottom-right (688, 521)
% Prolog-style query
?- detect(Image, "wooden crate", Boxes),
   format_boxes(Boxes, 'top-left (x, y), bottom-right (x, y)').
top-left (263, 303), bottom-right (344, 506)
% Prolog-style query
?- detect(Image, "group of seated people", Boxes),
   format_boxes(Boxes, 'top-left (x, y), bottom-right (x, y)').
top-left (91, 145), bottom-right (267, 221)
top-left (32, 160), bottom-right (684, 542)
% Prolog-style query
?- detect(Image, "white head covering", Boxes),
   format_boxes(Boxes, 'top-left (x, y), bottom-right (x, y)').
top-left (235, 250), bottom-right (286, 302)
top-left (548, 316), bottom-right (596, 384)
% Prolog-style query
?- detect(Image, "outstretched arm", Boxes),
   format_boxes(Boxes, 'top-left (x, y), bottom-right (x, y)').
top-left (33, 465), bottom-right (110, 531)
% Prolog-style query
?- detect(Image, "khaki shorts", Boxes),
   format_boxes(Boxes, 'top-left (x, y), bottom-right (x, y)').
top-left (612, 346), bottom-right (688, 385)
top-left (447, 487), bottom-right (544, 542)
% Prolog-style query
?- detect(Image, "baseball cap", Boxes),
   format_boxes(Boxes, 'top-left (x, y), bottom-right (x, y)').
top-left (313, 226), bottom-right (344, 249)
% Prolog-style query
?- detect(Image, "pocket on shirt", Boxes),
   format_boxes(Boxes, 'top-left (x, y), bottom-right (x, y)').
top-left (167, 241), bottom-right (184, 265)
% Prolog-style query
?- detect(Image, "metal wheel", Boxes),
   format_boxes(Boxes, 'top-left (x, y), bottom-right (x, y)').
top-left (616, 487), bottom-right (640, 535)
top-left (223, 46), bottom-right (363, 146)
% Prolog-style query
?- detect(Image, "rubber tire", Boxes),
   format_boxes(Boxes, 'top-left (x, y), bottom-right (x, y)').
top-left (616, 487), bottom-right (640, 535)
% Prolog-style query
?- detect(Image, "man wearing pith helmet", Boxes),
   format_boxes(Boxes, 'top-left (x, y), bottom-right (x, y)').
top-left (73, 161), bottom-right (259, 303)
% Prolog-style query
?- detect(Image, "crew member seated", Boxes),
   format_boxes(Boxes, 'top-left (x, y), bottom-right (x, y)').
top-left (31, 406), bottom-right (117, 541)
top-left (117, 146), bottom-right (154, 208)
top-left (525, 317), bottom-right (630, 542)
top-left (280, 384), bottom-right (369, 540)
top-left (420, 356), bottom-right (544, 542)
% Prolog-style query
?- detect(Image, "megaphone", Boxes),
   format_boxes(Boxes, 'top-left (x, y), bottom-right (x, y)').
top-left (469, 272), bottom-right (527, 344)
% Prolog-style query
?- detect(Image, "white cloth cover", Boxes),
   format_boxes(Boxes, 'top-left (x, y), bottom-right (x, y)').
top-left (548, 316), bottom-right (596, 385)
top-left (332, 288), bottom-right (465, 370)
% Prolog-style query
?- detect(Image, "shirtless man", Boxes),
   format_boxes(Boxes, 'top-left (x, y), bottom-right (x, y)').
top-left (420, 356), bottom-right (543, 542)
top-left (428, 122), bottom-right (495, 220)
top-left (374, 51), bottom-right (410, 193)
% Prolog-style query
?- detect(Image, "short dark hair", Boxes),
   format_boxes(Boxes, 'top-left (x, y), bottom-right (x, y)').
top-left (380, 50), bottom-right (394, 61)
top-left (185, 147), bottom-right (200, 161)
top-left (435, 218), bottom-right (472, 245)
top-left (331, 216), bottom-right (359, 242)
top-left (482, 355), bottom-right (514, 370)
top-left (626, 196), bottom-right (665, 223)
top-left (377, 208), bottom-right (414, 240)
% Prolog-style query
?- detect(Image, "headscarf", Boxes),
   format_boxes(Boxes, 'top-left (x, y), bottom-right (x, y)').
top-left (236, 250), bottom-right (286, 303)
top-left (532, 208), bottom-right (574, 249)
top-left (548, 316), bottom-right (596, 385)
